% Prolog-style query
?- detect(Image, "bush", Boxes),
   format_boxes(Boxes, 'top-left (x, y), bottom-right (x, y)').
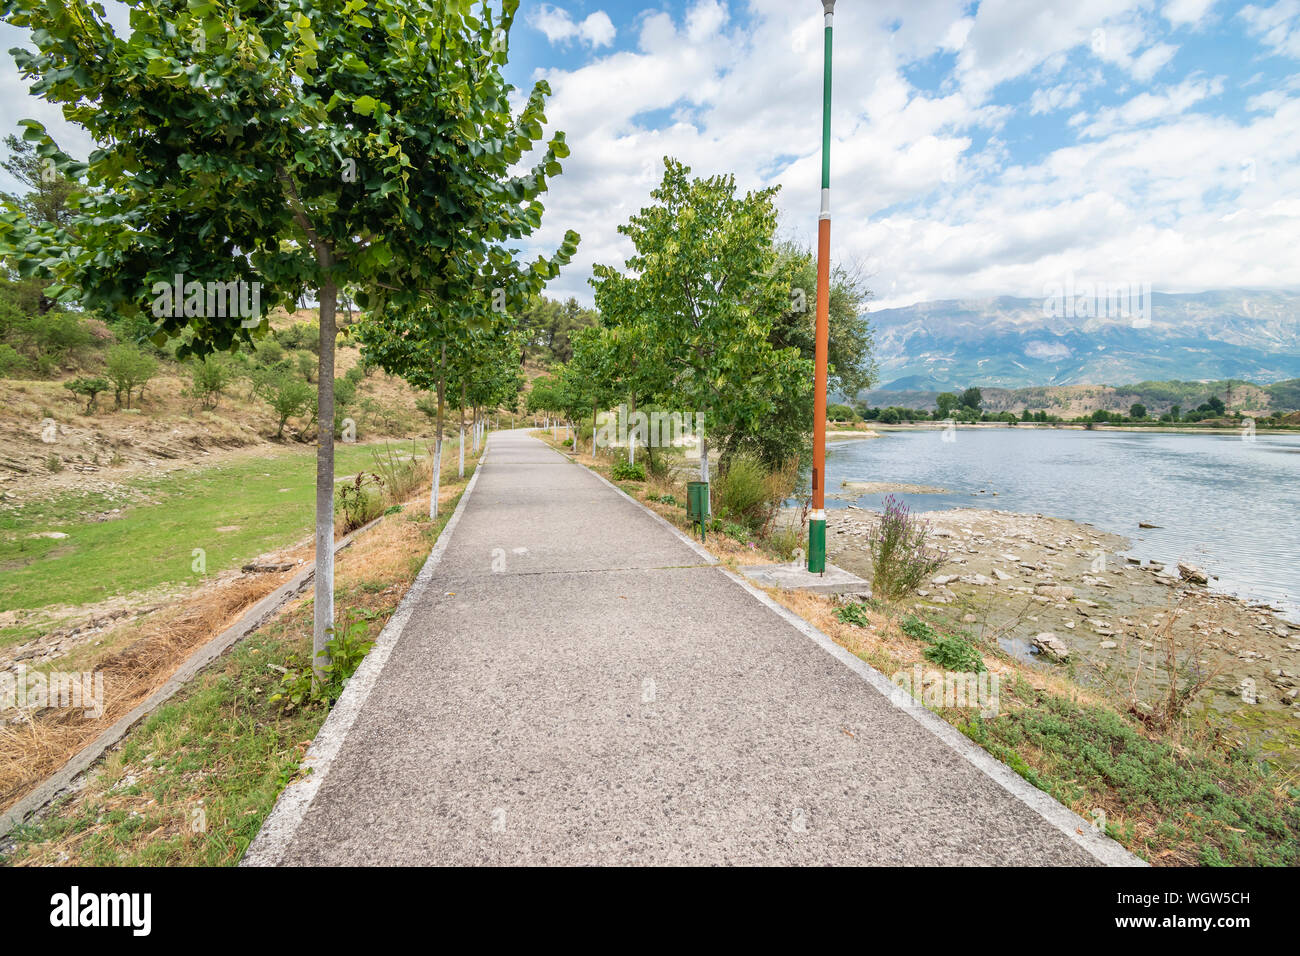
top-left (254, 369), bottom-right (313, 438)
top-left (868, 495), bottom-right (947, 602)
top-left (104, 344), bottom-right (158, 408)
top-left (714, 454), bottom-right (768, 531)
top-left (0, 342), bottom-right (22, 376)
top-left (827, 403), bottom-right (857, 422)
top-left (611, 460), bottom-right (645, 481)
top-left (270, 613), bottom-right (376, 710)
top-left (923, 633), bottom-right (985, 673)
top-left (189, 354), bottom-right (233, 409)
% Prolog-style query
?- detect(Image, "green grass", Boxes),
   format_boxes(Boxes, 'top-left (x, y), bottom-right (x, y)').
top-left (0, 441), bottom-right (441, 644)
top-left (959, 692), bottom-right (1300, 866)
top-left (0, 468), bottom-right (474, 867)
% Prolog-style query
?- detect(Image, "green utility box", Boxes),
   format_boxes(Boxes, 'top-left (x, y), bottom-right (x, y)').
top-left (686, 480), bottom-right (710, 542)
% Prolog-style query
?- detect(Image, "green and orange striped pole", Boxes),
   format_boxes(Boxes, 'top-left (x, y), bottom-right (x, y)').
top-left (809, 0), bottom-right (835, 574)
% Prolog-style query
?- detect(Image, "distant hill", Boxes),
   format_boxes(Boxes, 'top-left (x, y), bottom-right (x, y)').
top-left (861, 379), bottom-right (1300, 416)
top-left (867, 289), bottom-right (1300, 391)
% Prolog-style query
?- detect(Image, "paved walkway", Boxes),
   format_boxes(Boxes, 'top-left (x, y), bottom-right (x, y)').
top-left (248, 431), bottom-right (1130, 865)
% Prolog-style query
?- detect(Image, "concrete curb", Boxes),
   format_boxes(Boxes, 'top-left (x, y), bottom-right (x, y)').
top-left (0, 515), bottom-right (381, 839)
top-left (241, 446), bottom-right (489, 866)
top-left (547, 435), bottom-right (1144, 868)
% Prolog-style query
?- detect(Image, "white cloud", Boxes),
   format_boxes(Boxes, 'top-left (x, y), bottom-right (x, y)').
top-left (1239, 0), bottom-right (1300, 58)
top-left (529, 5), bottom-right (616, 49)
top-left (1077, 75), bottom-right (1225, 137)
top-left (1163, 0), bottom-right (1218, 27)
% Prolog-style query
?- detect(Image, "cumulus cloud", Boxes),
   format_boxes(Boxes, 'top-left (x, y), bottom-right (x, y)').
top-left (529, 5), bottom-right (616, 49)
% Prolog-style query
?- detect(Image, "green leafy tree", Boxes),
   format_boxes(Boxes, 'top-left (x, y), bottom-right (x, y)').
top-left (63, 375), bottom-right (109, 413)
top-left (590, 158), bottom-right (809, 484)
top-left (960, 386), bottom-right (983, 411)
top-left (255, 370), bottom-right (314, 440)
top-left (1, 0), bottom-right (577, 679)
top-left (1130, 402), bottom-right (1146, 420)
top-left (935, 392), bottom-right (959, 418)
top-left (104, 344), bottom-right (157, 409)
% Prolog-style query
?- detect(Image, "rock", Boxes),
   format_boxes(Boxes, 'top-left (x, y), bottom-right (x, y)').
top-left (1099, 640), bottom-right (1118, 649)
top-left (1032, 632), bottom-right (1071, 661)
top-left (1034, 584), bottom-right (1075, 601)
top-left (991, 568), bottom-right (1011, 581)
top-left (960, 574), bottom-right (996, 586)
top-left (1138, 521), bottom-right (1160, 528)
top-left (27, 531), bottom-right (69, 539)
top-left (1177, 562), bottom-right (1209, 585)
top-left (931, 575), bottom-right (957, 586)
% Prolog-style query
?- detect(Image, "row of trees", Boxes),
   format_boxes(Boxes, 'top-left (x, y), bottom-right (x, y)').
top-left (0, 0), bottom-right (578, 682)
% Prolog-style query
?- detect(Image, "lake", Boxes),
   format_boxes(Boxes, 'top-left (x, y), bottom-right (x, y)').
top-left (824, 427), bottom-right (1300, 621)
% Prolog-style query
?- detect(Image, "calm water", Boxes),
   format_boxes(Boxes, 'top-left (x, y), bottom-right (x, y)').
top-left (824, 428), bottom-right (1300, 621)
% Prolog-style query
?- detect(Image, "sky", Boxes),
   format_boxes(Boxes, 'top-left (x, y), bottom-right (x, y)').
top-left (2, 0), bottom-right (1300, 310)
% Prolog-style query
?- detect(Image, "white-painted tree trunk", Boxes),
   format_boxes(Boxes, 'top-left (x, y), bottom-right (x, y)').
top-left (313, 278), bottom-right (338, 684)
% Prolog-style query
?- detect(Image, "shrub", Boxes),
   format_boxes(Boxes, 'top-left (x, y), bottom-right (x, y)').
top-left (188, 354), bottom-right (233, 409)
top-left (868, 495), bottom-right (947, 602)
top-left (104, 344), bottom-right (158, 408)
top-left (611, 460), bottom-right (645, 481)
top-left (713, 454), bottom-right (769, 531)
top-left (827, 403), bottom-right (857, 421)
top-left (924, 633), bottom-right (985, 673)
top-left (253, 369), bottom-right (313, 438)
top-left (0, 343), bottom-right (23, 376)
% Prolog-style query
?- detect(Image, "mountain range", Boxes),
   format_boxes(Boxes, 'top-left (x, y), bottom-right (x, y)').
top-left (864, 289), bottom-right (1300, 392)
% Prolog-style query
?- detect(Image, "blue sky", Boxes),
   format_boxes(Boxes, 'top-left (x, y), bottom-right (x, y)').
top-left (3, 0), bottom-right (1300, 309)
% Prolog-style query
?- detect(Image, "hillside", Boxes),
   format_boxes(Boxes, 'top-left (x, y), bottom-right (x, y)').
top-left (868, 289), bottom-right (1300, 390)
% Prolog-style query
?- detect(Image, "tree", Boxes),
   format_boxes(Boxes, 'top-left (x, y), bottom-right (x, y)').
top-left (935, 392), bottom-right (959, 418)
top-left (189, 355), bottom-right (232, 410)
top-left (255, 371), bottom-right (313, 440)
top-left (1130, 402), bottom-right (1147, 420)
top-left (104, 345), bottom-right (157, 409)
top-left (1170, 404), bottom-right (1181, 421)
top-left (960, 387), bottom-right (983, 411)
top-left (590, 158), bottom-right (809, 488)
top-left (63, 375), bottom-right (109, 413)
top-left (2, 0), bottom-right (577, 683)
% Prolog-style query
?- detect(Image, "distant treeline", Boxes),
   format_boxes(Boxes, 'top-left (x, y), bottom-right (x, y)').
top-left (859, 378), bottom-right (1300, 416)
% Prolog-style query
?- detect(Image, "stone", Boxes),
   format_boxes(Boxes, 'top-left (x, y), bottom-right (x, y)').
top-left (1034, 584), bottom-right (1075, 601)
top-left (1032, 632), bottom-right (1071, 661)
top-left (1177, 562), bottom-right (1209, 585)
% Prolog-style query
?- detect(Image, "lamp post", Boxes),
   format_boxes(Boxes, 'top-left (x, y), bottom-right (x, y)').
top-left (808, 0), bottom-right (835, 574)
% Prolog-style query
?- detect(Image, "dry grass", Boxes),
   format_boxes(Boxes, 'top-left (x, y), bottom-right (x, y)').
top-left (0, 563), bottom-right (300, 810)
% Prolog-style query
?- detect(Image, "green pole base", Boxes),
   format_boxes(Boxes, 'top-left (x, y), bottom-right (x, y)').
top-left (808, 514), bottom-right (826, 573)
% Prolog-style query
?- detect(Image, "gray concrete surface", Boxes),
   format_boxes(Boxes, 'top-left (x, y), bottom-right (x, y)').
top-left (738, 561), bottom-right (870, 596)
top-left (249, 430), bottom-right (1136, 866)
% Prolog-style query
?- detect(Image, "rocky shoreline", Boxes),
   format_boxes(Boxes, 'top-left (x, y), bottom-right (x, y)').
top-left (823, 505), bottom-right (1300, 734)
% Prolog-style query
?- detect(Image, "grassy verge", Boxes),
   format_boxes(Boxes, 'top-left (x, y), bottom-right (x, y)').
top-left (540, 431), bottom-right (1300, 866)
top-left (0, 449), bottom-right (480, 866)
top-left (0, 439), bottom-right (440, 645)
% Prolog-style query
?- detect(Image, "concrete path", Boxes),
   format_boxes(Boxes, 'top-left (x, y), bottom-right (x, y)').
top-left (247, 430), bottom-right (1132, 866)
